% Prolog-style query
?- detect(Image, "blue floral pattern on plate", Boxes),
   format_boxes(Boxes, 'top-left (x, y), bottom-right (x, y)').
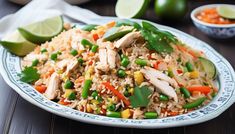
top-left (0, 17), bottom-right (235, 128)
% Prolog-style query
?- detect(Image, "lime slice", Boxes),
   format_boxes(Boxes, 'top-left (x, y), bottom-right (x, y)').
top-left (18, 16), bottom-right (63, 44)
top-left (115, 0), bottom-right (150, 18)
top-left (217, 5), bottom-right (235, 19)
top-left (0, 31), bottom-right (36, 56)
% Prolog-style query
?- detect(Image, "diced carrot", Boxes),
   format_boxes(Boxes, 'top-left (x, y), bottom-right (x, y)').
top-left (187, 86), bottom-right (211, 94)
top-left (34, 85), bottom-right (47, 93)
top-left (58, 98), bottom-right (71, 105)
top-left (106, 21), bottom-right (116, 28)
top-left (192, 91), bottom-right (201, 97)
top-left (177, 69), bottom-right (183, 74)
top-left (168, 111), bottom-right (179, 116)
top-left (153, 61), bottom-right (162, 70)
top-left (93, 33), bottom-right (99, 41)
top-left (88, 60), bottom-right (93, 65)
top-left (102, 82), bottom-right (130, 106)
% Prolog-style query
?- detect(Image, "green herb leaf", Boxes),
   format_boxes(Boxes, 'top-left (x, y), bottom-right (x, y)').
top-left (115, 19), bottom-right (141, 30)
top-left (129, 86), bottom-right (152, 108)
top-left (18, 66), bottom-right (40, 83)
top-left (141, 29), bottom-right (173, 53)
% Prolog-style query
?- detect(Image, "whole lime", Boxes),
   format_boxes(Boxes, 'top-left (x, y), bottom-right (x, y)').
top-left (154, 0), bottom-right (188, 20)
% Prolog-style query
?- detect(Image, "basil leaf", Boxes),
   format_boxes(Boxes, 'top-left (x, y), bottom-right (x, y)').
top-left (129, 86), bottom-right (152, 108)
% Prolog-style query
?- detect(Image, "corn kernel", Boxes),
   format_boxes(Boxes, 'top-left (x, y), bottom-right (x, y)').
top-left (134, 71), bottom-right (144, 85)
top-left (86, 104), bottom-right (92, 113)
top-left (128, 88), bottom-right (134, 95)
top-left (63, 89), bottom-right (74, 98)
top-left (190, 71), bottom-right (199, 79)
top-left (121, 109), bottom-right (131, 119)
top-left (118, 86), bottom-right (123, 91)
top-left (91, 99), bottom-right (99, 105)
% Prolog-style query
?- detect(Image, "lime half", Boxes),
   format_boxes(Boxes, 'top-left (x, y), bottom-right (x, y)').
top-left (0, 31), bottom-right (36, 56)
top-left (18, 16), bottom-right (63, 44)
top-left (217, 5), bottom-right (235, 19)
top-left (115, 0), bottom-right (150, 18)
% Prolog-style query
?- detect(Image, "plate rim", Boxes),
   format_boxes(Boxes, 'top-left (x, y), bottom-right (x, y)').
top-left (0, 16), bottom-right (235, 128)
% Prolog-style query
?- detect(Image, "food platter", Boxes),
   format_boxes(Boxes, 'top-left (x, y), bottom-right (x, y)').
top-left (0, 17), bottom-right (235, 128)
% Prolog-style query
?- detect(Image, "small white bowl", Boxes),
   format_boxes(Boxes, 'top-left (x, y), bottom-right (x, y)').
top-left (191, 4), bottom-right (235, 39)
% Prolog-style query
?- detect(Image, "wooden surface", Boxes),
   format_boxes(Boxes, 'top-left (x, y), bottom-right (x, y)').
top-left (0, 0), bottom-right (235, 134)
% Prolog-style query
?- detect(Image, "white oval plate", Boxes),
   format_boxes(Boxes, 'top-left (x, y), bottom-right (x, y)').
top-left (0, 17), bottom-right (235, 128)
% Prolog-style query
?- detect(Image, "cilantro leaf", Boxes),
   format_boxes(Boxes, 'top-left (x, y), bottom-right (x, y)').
top-left (129, 86), bottom-right (152, 108)
top-left (18, 66), bottom-right (40, 84)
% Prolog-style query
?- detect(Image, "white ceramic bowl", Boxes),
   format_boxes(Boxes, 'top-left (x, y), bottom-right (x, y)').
top-left (1, 17), bottom-right (235, 128)
top-left (191, 4), bottom-right (235, 39)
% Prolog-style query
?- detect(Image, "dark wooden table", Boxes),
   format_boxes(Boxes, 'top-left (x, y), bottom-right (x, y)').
top-left (0, 0), bottom-right (235, 134)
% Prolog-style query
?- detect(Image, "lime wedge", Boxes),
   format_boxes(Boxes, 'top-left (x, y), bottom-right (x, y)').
top-left (0, 31), bottom-right (36, 56)
top-left (18, 16), bottom-right (63, 44)
top-left (115, 0), bottom-right (150, 18)
top-left (217, 5), bottom-right (235, 19)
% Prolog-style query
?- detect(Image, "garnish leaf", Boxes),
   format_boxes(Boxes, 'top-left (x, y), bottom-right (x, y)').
top-left (141, 21), bottom-right (178, 54)
top-left (18, 66), bottom-right (40, 83)
top-left (129, 86), bottom-right (152, 108)
top-left (115, 19), bottom-right (141, 30)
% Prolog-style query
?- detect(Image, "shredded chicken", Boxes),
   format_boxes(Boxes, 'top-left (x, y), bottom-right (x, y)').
top-left (44, 73), bottom-right (60, 100)
top-left (64, 58), bottom-right (79, 76)
top-left (141, 67), bottom-right (178, 102)
top-left (115, 32), bottom-right (141, 48)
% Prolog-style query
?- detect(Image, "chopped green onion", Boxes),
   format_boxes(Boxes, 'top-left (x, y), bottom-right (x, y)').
top-left (82, 79), bottom-right (92, 99)
top-left (186, 62), bottom-right (194, 72)
top-left (183, 97), bottom-right (206, 109)
top-left (70, 49), bottom-right (78, 56)
top-left (50, 53), bottom-right (58, 61)
top-left (81, 39), bottom-right (93, 48)
top-left (40, 48), bottom-right (47, 53)
top-left (106, 111), bottom-right (121, 118)
top-left (68, 92), bottom-right (76, 100)
top-left (135, 58), bottom-right (147, 66)
top-left (91, 90), bottom-right (98, 98)
top-left (159, 94), bottom-right (169, 101)
top-left (180, 87), bottom-right (191, 98)
top-left (121, 57), bottom-right (130, 67)
top-left (32, 59), bottom-right (39, 66)
top-left (91, 45), bottom-right (98, 53)
top-left (144, 112), bottom-right (158, 119)
top-left (117, 69), bottom-right (126, 78)
top-left (107, 104), bottom-right (116, 111)
top-left (64, 80), bottom-right (74, 89)
top-left (77, 58), bottom-right (84, 64)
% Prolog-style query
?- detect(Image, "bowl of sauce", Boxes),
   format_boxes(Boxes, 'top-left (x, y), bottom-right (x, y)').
top-left (191, 4), bottom-right (235, 38)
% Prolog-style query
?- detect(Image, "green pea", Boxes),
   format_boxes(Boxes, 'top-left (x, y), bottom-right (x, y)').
top-left (144, 112), bottom-right (158, 119)
top-left (50, 53), bottom-right (58, 61)
top-left (68, 92), bottom-right (76, 100)
top-left (82, 79), bottom-right (92, 99)
top-left (91, 90), bottom-right (98, 98)
top-left (70, 49), bottom-right (78, 56)
top-left (40, 48), bottom-right (47, 53)
top-left (91, 45), bottom-right (98, 53)
top-left (77, 57), bottom-right (84, 64)
top-left (135, 58), bottom-right (147, 66)
top-left (81, 39), bottom-right (93, 48)
top-left (117, 69), bottom-right (126, 78)
top-left (106, 111), bottom-right (121, 118)
top-left (107, 104), bottom-right (116, 111)
top-left (64, 80), bottom-right (74, 89)
top-left (180, 87), bottom-right (191, 98)
top-left (183, 97), bottom-right (206, 109)
top-left (32, 59), bottom-right (39, 66)
top-left (159, 94), bottom-right (169, 101)
top-left (121, 57), bottom-right (130, 67)
top-left (185, 61), bottom-right (194, 72)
